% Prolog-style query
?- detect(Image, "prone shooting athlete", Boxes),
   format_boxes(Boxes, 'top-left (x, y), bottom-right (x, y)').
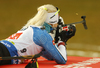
top-left (0, 4), bottom-right (76, 65)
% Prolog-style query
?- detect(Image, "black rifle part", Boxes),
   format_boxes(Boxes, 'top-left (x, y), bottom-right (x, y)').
top-left (55, 16), bottom-right (87, 43)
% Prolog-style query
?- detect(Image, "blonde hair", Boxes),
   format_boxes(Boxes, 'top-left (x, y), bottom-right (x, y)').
top-left (24, 4), bottom-right (57, 28)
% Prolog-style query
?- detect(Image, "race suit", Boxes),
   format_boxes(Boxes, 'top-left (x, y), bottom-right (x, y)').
top-left (0, 25), bottom-right (67, 64)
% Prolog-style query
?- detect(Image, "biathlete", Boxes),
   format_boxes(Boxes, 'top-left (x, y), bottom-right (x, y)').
top-left (0, 4), bottom-right (76, 65)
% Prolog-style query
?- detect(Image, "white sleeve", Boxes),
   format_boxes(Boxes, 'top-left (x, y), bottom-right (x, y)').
top-left (57, 41), bottom-right (67, 61)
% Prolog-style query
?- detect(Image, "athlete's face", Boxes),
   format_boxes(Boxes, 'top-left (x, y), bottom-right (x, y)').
top-left (51, 23), bottom-right (58, 28)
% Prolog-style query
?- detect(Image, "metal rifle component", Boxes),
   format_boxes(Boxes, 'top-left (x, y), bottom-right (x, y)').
top-left (64, 16), bottom-right (88, 29)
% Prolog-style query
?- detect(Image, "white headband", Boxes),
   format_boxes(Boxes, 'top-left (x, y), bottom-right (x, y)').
top-left (45, 9), bottom-right (60, 24)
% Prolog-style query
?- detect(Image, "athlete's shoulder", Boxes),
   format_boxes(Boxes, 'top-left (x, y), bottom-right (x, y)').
top-left (28, 26), bottom-right (49, 36)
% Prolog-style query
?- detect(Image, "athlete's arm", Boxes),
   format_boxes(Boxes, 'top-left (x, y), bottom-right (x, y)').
top-left (33, 28), bottom-right (67, 64)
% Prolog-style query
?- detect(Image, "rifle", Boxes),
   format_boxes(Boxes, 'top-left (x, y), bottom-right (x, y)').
top-left (55, 16), bottom-right (88, 43)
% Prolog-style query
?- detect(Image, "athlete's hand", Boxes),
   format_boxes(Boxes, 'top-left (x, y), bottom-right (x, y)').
top-left (59, 24), bottom-right (76, 43)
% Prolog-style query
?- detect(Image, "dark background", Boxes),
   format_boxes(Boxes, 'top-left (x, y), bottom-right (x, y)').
top-left (0, 0), bottom-right (100, 57)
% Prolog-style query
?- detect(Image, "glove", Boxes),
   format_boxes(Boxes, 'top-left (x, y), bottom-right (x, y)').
top-left (59, 24), bottom-right (76, 43)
